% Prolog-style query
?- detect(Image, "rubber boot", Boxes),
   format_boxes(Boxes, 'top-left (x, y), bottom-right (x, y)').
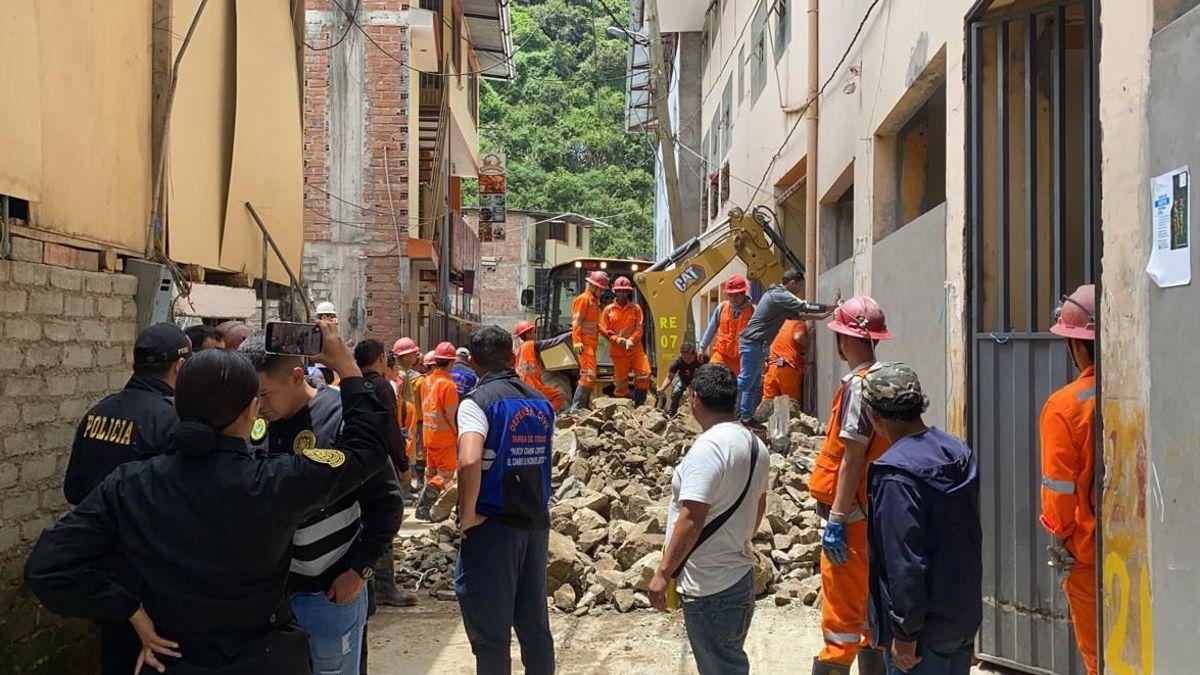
top-left (568, 386), bottom-right (591, 413)
top-left (414, 484), bottom-right (438, 521)
top-left (632, 388), bottom-right (648, 407)
top-left (856, 649), bottom-right (886, 675)
top-left (811, 658), bottom-right (852, 675)
top-left (372, 547), bottom-right (417, 607)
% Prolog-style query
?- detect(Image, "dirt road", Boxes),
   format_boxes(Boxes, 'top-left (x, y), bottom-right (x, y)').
top-left (368, 599), bottom-right (825, 674)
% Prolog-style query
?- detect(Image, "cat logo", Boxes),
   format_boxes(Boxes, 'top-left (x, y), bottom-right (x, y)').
top-left (293, 430), bottom-right (317, 455)
top-left (672, 264), bottom-right (707, 292)
top-left (251, 418), bottom-right (267, 442)
top-left (82, 415), bottom-right (135, 446)
top-left (301, 448), bottom-right (345, 468)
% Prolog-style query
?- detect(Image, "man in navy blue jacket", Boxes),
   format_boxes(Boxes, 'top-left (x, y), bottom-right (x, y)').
top-left (861, 362), bottom-right (982, 675)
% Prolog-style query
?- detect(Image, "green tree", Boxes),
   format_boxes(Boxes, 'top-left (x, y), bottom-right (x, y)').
top-left (479, 0), bottom-right (655, 260)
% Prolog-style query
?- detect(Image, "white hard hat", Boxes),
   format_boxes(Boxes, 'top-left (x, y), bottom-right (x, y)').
top-left (315, 301), bottom-right (337, 316)
top-left (456, 347), bottom-right (470, 359)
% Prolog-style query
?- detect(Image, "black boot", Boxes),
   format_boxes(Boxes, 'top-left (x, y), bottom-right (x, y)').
top-left (632, 388), bottom-right (648, 406)
top-left (414, 484), bottom-right (438, 521)
top-left (372, 547), bottom-right (417, 607)
top-left (855, 649), bottom-right (886, 675)
top-left (811, 657), bottom-right (852, 675)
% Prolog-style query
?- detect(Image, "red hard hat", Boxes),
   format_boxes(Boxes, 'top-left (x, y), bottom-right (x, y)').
top-left (422, 350), bottom-right (437, 366)
top-left (586, 270), bottom-right (610, 290)
top-left (827, 294), bottom-right (893, 340)
top-left (1051, 284), bottom-right (1096, 340)
top-left (391, 337), bottom-right (419, 357)
top-left (724, 275), bottom-right (749, 295)
top-left (514, 320), bottom-right (535, 338)
top-left (433, 341), bottom-right (457, 361)
top-left (612, 276), bottom-right (633, 292)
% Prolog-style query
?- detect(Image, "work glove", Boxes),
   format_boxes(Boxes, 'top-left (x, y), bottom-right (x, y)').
top-left (621, 338), bottom-right (634, 349)
top-left (572, 342), bottom-right (583, 355)
top-left (1047, 540), bottom-right (1075, 574)
top-left (822, 521), bottom-right (849, 565)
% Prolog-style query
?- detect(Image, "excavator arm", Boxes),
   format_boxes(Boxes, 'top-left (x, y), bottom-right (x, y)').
top-left (634, 208), bottom-right (801, 380)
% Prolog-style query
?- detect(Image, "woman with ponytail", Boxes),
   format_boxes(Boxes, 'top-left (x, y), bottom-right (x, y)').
top-left (24, 321), bottom-right (389, 674)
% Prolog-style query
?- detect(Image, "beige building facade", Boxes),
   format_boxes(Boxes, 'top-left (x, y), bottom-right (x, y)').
top-left (632, 0), bottom-right (1200, 671)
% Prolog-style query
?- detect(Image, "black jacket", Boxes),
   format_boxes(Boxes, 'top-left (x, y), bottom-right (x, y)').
top-left (254, 384), bottom-right (402, 593)
top-left (867, 427), bottom-right (982, 651)
top-left (25, 378), bottom-right (389, 673)
top-left (63, 374), bottom-right (178, 505)
top-left (363, 370), bottom-right (410, 474)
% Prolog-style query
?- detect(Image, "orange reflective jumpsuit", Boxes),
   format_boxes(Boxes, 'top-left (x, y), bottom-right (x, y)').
top-left (404, 371), bottom-right (425, 464)
top-left (394, 374), bottom-right (420, 464)
top-left (1039, 365), bottom-right (1097, 674)
top-left (763, 319), bottom-right (807, 401)
top-left (600, 300), bottom-right (651, 397)
top-left (421, 368), bottom-right (459, 492)
top-left (516, 339), bottom-right (567, 411)
top-left (571, 291), bottom-right (601, 388)
top-left (707, 301), bottom-right (753, 375)
top-left (807, 363), bottom-right (892, 666)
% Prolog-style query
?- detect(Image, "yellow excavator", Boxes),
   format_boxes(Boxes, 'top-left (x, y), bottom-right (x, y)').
top-left (634, 206), bottom-right (809, 379)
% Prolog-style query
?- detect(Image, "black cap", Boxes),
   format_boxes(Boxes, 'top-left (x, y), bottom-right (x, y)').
top-left (133, 323), bottom-right (191, 366)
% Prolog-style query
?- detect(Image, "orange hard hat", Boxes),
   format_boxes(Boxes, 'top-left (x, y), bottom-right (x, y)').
top-left (433, 341), bottom-right (457, 361)
top-left (827, 294), bottom-right (893, 340)
top-left (1051, 284), bottom-right (1096, 341)
top-left (612, 276), bottom-right (633, 292)
top-left (586, 270), bottom-right (610, 290)
top-left (422, 350), bottom-right (437, 366)
top-left (391, 337), bottom-right (419, 357)
top-left (514, 320), bottom-right (536, 338)
top-left (724, 275), bottom-right (749, 295)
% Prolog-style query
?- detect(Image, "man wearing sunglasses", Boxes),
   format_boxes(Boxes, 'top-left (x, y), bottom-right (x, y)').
top-left (1039, 284), bottom-right (1098, 675)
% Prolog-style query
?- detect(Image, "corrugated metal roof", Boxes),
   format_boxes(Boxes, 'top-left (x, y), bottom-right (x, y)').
top-left (463, 0), bottom-right (514, 80)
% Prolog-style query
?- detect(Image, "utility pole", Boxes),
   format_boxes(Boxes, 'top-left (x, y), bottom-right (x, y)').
top-left (803, 0), bottom-right (819, 301)
top-left (645, 0), bottom-right (686, 246)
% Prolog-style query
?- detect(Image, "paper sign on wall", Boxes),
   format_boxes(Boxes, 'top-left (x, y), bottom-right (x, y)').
top-left (1147, 166), bottom-right (1191, 287)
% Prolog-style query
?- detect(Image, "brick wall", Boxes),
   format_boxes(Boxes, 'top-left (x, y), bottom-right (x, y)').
top-left (0, 258), bottom-right (139, 674)
top-left (303, 2), bottom-right (413, 343)
top-left (474, 211), bottom-right (529, 329)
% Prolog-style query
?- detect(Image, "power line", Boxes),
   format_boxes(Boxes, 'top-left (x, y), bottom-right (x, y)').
top-left (293, 0), bottom-right (361, 52)
top-left (742, 0), bottom-right (884, 208)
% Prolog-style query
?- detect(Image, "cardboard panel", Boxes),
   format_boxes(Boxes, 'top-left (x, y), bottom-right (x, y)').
top-left (0, 0), bottom-right (42, 200)
top-left (220, 0), bottom-right (304, 284)
top-left (34, 1), bottom-right (152, 252)
top-left (166, 0), bottom-right (235, 271)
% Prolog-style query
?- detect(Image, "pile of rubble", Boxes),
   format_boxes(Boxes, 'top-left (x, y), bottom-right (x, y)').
top-left (544, 397), bottom-right (829, 614)
top-left (389, 396), bottom-right (831, 614)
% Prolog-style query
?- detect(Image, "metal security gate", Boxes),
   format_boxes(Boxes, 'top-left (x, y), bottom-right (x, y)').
top-left (966, 1), bottom-right (1099, 672)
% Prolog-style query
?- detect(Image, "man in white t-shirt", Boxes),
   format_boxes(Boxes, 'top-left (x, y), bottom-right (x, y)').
top-left (649, 364), bottom-right (769, 675)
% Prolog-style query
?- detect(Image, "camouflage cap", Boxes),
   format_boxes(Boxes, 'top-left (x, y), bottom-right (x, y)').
top-left (861, 361), bottom-right (928, 413)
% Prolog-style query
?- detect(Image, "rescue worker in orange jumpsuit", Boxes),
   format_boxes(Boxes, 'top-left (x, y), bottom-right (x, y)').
top-left (600, 277), bottom-right (652, 405)
top-left (569, 270), bottom-right (609, 412)
top-left (416, 342), bottom-right (460, 521)
top-left (392, 337), bottom-right (422, 471)
top-left (763, 318), bottom-right (808, 402)
top-left (808, 295), bottom-right (894, 675)
top-left (1040, 285), bottom-right (1098, 675)
top-left (698, 275), bottom-right (754, 375)
top-left (513, 320), bottom-right (568, 412)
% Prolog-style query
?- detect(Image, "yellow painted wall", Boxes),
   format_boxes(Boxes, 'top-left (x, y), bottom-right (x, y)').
top-left (31, 0), bottom-right (155, 252)
top-left (0, 0), bottom-right (42, 201)
top-left (220, 0), bottom-right (305, 284)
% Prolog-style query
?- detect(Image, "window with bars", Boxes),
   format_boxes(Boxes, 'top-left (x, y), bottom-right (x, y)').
top-left (750, 1), bottom-right (768, 104)
top-left (773, 0), bottom-right (790, 62)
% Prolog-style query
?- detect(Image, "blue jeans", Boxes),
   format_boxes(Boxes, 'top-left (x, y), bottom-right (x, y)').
top-left (290, 587), bottom-right (369, 675)
top-left (883, 641), bottom-right (973, 675)
top-left (736, 339), bottom-right (767, 420)
top-left (455, 519), bottom-right (555, 675)
top-left (681, 570), bottom-right (755, 675)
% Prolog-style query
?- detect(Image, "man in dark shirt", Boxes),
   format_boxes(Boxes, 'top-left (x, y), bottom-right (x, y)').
top-left (355, 339), bottom-right (417, 608)
top-left (862, 362), bottom-right (982, 675)
top-left (657, 342), bottom-right (707, 417)
top-left (242, 334), bottom-right (402, 675)
top-left (61, 322), bottom-right (190, 674)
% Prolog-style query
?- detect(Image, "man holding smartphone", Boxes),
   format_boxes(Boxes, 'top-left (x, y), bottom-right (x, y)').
top-left (241, 331), bottom-right (402, 675)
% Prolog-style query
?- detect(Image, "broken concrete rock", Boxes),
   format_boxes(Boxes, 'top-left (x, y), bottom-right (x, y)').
top-left (553, 584), bottom-right (577, 612)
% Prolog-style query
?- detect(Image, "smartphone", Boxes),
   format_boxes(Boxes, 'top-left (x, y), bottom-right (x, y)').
top-left (265, 321), bottom-right (323, 356)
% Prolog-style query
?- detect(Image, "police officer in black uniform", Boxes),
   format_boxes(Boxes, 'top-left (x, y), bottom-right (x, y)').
top-left (25, 322), bottom-right (390, 675)
top-left (63, 322), bottom-right (190, 506)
